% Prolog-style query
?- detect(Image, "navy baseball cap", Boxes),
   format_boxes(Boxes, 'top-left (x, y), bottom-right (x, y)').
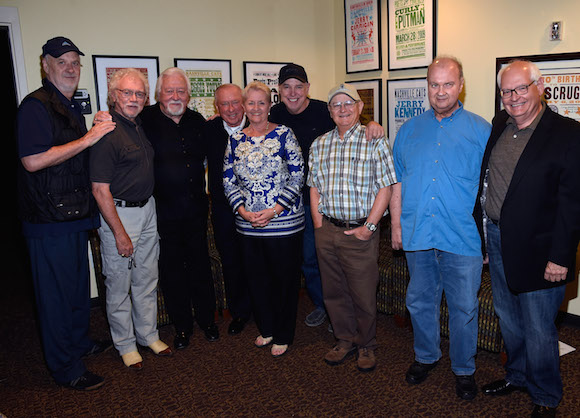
top-left (42, 36), bottom-right (84, 58)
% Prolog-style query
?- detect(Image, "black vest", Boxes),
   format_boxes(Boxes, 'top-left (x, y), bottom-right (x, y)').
top-left (18, 80), bottom-right (97, 224)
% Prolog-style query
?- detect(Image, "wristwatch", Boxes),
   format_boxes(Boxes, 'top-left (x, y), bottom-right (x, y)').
top-left (364, 221), bottom-right (377, 232)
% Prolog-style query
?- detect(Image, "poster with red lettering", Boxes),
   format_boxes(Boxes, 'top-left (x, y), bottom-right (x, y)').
top-left (345, 0), bottom-right (382, 73)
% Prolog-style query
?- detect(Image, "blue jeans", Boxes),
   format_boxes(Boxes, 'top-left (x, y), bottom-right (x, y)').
top-left (303, 205), bottom-right (324, 309)
top-left (486, 222), bottom-right (565, 408)
top-left (405, 249), bottom-right (482, 375)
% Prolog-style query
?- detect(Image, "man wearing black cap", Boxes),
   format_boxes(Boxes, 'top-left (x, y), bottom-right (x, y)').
top-left (270, 64), bottom-right (385, 329)
top-left (17, 36), bottom-right (115, 390)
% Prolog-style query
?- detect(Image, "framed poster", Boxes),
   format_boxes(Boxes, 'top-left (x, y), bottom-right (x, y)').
top-left (387, 0), bottom-right (436, 71)
top-left (495, 52), bottom-right (580, 122)
top-left (344, 0), bottom-right (382, 73)
top-left (349, 79), bottom-right (382, 124)
top-left (243, 61), bottom-right (290, 105)
top-left (386, 77), bottom-right (430, 145)
top-left (174, 58), bottom-right (232, 119)
top-left (92, 55), bottom-right (159, 111)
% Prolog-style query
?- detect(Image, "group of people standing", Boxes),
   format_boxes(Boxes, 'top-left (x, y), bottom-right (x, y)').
top-left (17, 35), bottom-right (580, 418)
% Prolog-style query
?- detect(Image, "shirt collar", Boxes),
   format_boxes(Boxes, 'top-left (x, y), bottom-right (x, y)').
top-left (506, 102), bottom-right (546, 131)
top-left (429, 100), bottom-right (464, 122)
top-left (110, 109), bottom-right (141, 128)
top-left (335, 121), bottom-right (362, 141)
top-left (223, 115), bottom-right (246, 136)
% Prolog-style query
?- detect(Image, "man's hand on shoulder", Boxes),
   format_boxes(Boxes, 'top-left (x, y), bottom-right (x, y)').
top-left (365, 121), bottom-right (385, 141)
top-left (84, 119), bottom-right (116, 147)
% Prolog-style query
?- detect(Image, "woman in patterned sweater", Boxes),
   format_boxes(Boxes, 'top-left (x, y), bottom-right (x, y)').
top-left (223, 81), bottom-right (304, 358)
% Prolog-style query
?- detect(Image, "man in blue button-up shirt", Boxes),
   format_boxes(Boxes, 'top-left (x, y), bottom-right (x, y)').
top-left (390, 56), bottom-right (491, 400)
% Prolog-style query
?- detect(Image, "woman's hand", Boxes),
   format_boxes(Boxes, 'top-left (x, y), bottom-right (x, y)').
top-left (251, 208), bottom-right (277, 228)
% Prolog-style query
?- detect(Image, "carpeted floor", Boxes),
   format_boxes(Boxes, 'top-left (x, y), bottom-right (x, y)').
top-left (1, 272), bottom-right (580, 417)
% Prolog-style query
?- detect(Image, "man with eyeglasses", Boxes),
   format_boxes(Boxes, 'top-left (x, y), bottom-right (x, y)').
top-left (390, 56), bottom-right (491, 400)
top-left (17, 36), bottom-right (116, 391)
top-left (139, 67), bottom-right (220, 349)
top-left (307, 83), bottom-right (396, 373)
top-left (475, 60), bottom-right (580, 417)
top-left (91, 68), bottom-right (172, 370)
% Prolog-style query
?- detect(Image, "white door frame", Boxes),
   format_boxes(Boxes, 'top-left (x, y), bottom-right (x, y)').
top-left (1, 6), bottom-right (28, 103)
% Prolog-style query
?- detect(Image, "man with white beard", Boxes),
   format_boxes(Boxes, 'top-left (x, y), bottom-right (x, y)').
top-left (139, 67), bottom-right (219, 349)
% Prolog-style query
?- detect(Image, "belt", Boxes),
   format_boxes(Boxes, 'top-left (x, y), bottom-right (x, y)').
top-left (323, 215), bottom-right (365, 228)
top-left (488, 217), bottom-right (500, 226)
top-left (114, 198), bottom-right (149, 208)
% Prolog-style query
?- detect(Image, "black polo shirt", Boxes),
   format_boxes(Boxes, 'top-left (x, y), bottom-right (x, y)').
top-left (89, 110), bottom-right (154, 202)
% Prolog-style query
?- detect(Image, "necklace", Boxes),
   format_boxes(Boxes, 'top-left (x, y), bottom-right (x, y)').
top-left (251, 121), bottom-right (269, 137)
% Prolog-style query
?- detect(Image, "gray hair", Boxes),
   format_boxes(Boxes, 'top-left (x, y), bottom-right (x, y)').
top-left (497, 60), bottom-right (542, 88)
top-left (155, 67), bottom-right (191, 101)
top-left (107, 68), bottom-right (149, 109)
top-left (242, 81), bottom-right (271, 103)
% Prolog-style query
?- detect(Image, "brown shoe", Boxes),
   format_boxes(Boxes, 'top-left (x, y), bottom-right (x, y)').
top-left (357, 347), bottom-right (376, 372)
top-left (324, 344), bottom-right (356, 366)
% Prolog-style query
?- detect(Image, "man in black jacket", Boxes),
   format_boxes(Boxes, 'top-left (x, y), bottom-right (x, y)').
top-left (17, 36), bottom-right (115, 390)
top-left (475, 60), bottom-right (580, 417)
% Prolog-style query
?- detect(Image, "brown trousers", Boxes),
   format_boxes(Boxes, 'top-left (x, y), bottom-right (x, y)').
top-left (314, 217), bottom-right (380, 349)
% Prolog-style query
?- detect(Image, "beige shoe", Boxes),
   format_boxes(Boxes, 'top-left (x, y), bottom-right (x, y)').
top-left (121, 351), bottom-right (143, 370)
top-left (254, 335), bottom-right (273, 348)
top-left (271, 344), bottom-right (288, 358)
top-left (149, 340), bottom-right (173, 356)
top-left (324, 344), bottom-right (356, 365)
top-left (357, 347), bottom-right (376, 372)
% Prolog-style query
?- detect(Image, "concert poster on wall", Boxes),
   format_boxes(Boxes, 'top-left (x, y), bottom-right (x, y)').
top-left (174, 58), bottom-right (232, 119)
top-left (344, 0), bottom-right (382, 73)
top-left (387, 0), bottom-right (436, 70)
top-left (386, 77), bottom-right (430, 147)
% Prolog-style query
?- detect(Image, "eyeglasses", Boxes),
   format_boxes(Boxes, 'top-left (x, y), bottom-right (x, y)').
top-left (500, 81), bottom-right (535, 98)
top-left (116, 89), bottom-right (147, 100)
top-left (329, 100), bottom-right (358, 110)
top-left (162, 88), bottom-right (188, 97)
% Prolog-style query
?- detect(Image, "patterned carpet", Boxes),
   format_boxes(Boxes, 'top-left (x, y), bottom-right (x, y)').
top-left (1, 274), bottom-right (580, 417)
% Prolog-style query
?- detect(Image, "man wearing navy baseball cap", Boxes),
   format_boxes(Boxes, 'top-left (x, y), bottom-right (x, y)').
top-left (17, 36), bottom-right (115, 390)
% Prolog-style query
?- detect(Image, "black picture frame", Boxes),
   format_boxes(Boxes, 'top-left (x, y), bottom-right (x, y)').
top-left (344, 0), bottom-right (382, 74)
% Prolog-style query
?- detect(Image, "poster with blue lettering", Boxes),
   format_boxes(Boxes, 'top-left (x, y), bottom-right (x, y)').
top-left (387, 78), bottom-right (430, 147)
top-left (387, 0), bottom-right (435, 70)
top-left (345, 0), bottom-right (382, 73)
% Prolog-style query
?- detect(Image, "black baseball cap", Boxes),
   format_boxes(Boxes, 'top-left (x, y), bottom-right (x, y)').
top-left (42, 36), bottom-right (84, 58)
top-left (278, 63), bottom-right (308, 84)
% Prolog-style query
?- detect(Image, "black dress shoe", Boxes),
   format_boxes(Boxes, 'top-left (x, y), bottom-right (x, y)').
top-left (405, 360), bottom-right (438, 385)
top-left (455, 374), bottom-right (477, 400)
top-left (83, 340), bottom-right (113, 358)
top-left (174, 332), bottom-right (190, 350)
top-left (228, 317), bottom-right (247, 335)
top-left (531, 404), bottom-right (557, 417)
top-left (482, 379), bottom-right (526, 396)
top-left (203, 323), bottom-right (219, 342)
